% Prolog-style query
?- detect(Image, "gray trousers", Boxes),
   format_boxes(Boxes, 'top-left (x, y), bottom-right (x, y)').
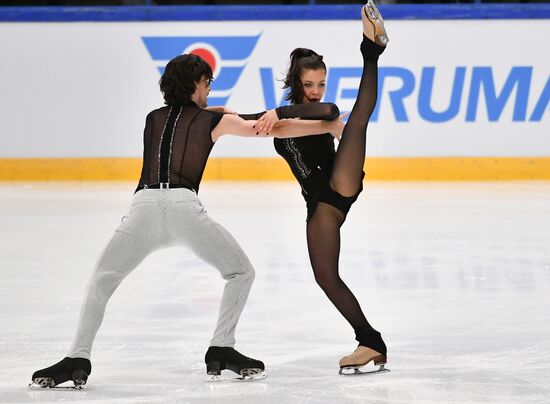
top-left (68, 188), bottom-right (255, 359)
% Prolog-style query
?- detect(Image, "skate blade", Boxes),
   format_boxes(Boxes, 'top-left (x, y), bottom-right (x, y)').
top-left (28, 382), bottom-right (86, 390)
top-left (237, 370), bottom-right (267, 381)
top-left (364, 0), bottom-right (389, 46)
top-left (208, 370), bottom-right (267, 383)
top-left (29, 377), bottom-right (86, 390)
top-left (339, 363), bottom-right (390, 376)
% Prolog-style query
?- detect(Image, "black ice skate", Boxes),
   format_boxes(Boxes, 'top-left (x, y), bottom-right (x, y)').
top-left (29, 357), bottom-right (92, 390)
top-left (205, 347), bottom-right (266, 381)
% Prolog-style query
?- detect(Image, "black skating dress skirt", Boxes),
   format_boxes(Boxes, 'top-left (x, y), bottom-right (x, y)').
top-left (274, 134), bottom-right (364, 222)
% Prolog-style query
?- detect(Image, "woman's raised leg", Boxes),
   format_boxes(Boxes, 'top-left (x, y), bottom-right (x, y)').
top-left (329, 1), bottom-right (388, 197)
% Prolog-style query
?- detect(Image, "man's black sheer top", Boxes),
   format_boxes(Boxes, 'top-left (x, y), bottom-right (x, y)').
top-left (137, 102), bottom-right (223, 194)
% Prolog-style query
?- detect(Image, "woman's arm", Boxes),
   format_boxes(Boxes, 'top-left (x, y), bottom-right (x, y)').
top-left (211, 114), bottom-right (340, 142)
top-left (271, 118), bottom-right (343, 140)
top-left (238, 111), bottom-right (267, 120)
top-left (276, 103), bottom-right (340, 120)
top-left (255, 103), bottom-right (340, 134)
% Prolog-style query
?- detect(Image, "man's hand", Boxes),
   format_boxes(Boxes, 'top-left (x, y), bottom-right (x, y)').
top-left (254, 109), bottom-right (279, 135)
top-left (326, 112), bottom-right (349, 140)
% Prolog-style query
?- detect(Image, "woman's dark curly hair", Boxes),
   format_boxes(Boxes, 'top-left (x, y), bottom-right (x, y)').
top-left (283, 48), bottom-right (326, 105)
top-left (159, 54), bottom-right (213, 106)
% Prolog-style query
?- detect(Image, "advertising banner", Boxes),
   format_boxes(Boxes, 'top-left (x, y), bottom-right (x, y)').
top-left (1, 20), bottom-right (548, 158)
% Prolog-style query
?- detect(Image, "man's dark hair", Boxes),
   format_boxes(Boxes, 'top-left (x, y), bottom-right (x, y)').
top-left (159, 54), bottom-right (213, 106)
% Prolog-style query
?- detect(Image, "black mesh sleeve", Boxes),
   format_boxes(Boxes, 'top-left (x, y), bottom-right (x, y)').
top-left (238, 111), bottom-right (267, 120)
top-left (208, 110), bottom-right (225, 131)
top-left (275, 103), bottom-right (339, 120)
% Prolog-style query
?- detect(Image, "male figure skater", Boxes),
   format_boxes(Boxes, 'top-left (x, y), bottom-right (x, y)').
top-left (30, 53), bottom-right (344, 388)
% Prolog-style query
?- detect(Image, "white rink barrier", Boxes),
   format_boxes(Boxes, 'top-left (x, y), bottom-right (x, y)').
top-left (0, 6), bottom-right (549, 180)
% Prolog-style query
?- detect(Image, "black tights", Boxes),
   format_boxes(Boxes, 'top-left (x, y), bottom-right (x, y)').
top-left (307, 36), bottom-right (386, 353)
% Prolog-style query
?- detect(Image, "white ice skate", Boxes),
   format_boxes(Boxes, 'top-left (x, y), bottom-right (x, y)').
top-left (362, 0), bottom-right (389, 46)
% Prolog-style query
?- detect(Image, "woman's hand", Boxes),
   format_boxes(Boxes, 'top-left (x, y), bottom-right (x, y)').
top-left (254, 109), bottom-right (279, 135)
top-left (326, 112), bottom-right (349, 140)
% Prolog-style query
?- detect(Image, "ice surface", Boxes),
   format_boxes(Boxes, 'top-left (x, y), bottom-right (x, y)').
top-left (1, 181), bottom-right (549, 403)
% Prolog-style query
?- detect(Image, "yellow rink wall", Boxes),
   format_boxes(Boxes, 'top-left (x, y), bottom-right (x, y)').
top-left (1, 157), bottom-right (549, 181)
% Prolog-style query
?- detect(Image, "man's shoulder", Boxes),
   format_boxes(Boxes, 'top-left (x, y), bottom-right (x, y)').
top-left (146, 105), bottom-right (170, 118)
top-left (200, 107), bottom-right (225, 118)
top-left (146, 104), bottom-right (224, 123)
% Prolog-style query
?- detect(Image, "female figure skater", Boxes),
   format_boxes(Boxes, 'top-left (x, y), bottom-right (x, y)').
top-left (243, 1), bottom-right (389, 374)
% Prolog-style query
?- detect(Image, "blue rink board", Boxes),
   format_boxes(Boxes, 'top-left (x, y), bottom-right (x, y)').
top-left (1, 4), bottom-right (550, 22)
